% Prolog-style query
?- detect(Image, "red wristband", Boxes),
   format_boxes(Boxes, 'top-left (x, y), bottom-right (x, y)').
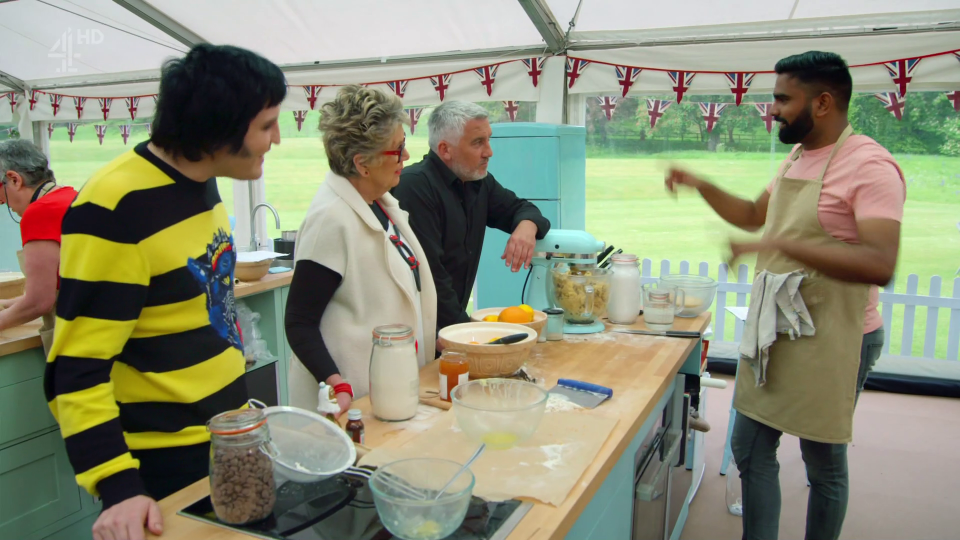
top-left (334, 383), bottom-right (354, 398)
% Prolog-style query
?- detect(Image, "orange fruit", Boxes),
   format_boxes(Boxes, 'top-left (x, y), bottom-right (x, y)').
top-left (482, 314), bottom-right (499, 322)
top-left (499, 306), bottom-right (533, 323)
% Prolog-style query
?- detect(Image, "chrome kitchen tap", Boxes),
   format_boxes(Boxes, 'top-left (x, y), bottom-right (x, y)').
top-left (250, 203), bottom-right (280, 252)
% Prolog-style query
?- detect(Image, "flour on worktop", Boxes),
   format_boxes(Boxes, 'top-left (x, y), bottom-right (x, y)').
top-left (546, 393), bottom-right (583, 413)
top-left (541, 444), bottom-right (566, 470)
top-left (390, 404), bottom-right (444, 434)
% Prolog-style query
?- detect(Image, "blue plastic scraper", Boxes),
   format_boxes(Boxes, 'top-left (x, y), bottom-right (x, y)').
top-left (548, 379), bottom-right (613, 409)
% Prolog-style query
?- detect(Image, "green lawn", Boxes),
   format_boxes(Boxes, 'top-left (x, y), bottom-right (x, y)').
top-left (45, 120), bottom-right (960, 359)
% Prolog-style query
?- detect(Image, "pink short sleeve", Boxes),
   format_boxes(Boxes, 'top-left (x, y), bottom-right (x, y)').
top-left (848, 157), bottom-right (906, 223)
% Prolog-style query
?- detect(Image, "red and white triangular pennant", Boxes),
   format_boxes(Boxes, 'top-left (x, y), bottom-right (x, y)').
top-left (5, 92), bottom-right (18, 114)
top-left (522, 58), bottom-right (546, 88)
top-left (615, 66), bottom-right (642, 97)
top-left (566, 58), bottom-right (590, 89)
top-left (430, 74), bottom-right (452, 102)
top-left (668, 71), bottom-right (696, 103)
top-left (474, 66), bottom-right (499, 97)
top-left (47, 123), bottom-right (55, 138)
top-left (125, 97), bottom-right (140, 121)
top-left (724, 73), bottom-right (755, 106)
top-left (646, 99), bottom-right (671, 129)
top-left (67, 123), bottom-right (78, 142)
top-left (145, 123), bottom-right (152, 137)
top-left (98, 98), bottom-right (113, 121)
top-left (597, 96), bottom-right (618, 121)
top-left (884, 58), bottom-right (921, 97)
top-left (95, 124), bottom-right (108, 145)
top-left (387, 81), bottom-right (408, 98)
top-left (754, 103), bottom-right (775, 133)
top-left (50, 94), bottom-right (63, 117)
top-left (29, 90), bottom-right (40, 111)
top-left (406, 108), bottom-right (424, 134)
top-left (73, 97), bottom-right (86, 119)
top-left (947, 91), bottom-right (960, 113)
top-left (699, 102), bottom-right (728, 132)
top-left (875, 92), bottom-right (906, 120)
top-left (293, 110), bottom-right (308, 132)
top-left (303, 86), bottom-right (323, 110)
top-left (503, 101), bottom-right (519, 122)
top-left (119, 124), bottom-right (132, 145)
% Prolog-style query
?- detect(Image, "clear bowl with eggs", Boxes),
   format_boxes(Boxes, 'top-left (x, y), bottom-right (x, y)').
top-left (658, 274), bottom-right (718, 318)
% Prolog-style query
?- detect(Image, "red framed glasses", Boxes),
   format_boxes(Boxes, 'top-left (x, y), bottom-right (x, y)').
top-left (381, 138), bottom-right (406, 164)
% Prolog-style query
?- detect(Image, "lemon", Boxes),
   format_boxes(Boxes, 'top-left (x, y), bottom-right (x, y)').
top-left (481, 431), bottom-right (520, 450)
top-left (482, 314), bottom-right (499, 322)
top-left (518, 304), bottom-right (534, 316)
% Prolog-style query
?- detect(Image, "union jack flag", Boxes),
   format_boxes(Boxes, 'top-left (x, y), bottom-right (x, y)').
top-left (98, 98), bottom-right (113, 121)
top-left (47, 123), bottom-right (54, 138)
top-left (955, 51), bottom-right (960, 62)
top-left (522, 58), bottom-right (546, 87)
top-left (947, 91), bottom-right (960, 113)
top-left (293, 110), bottom-right (308, 132)
top-left (754, 103), bottom-right (775, 133)
top-left (615, 66), bottom-right (642, 97)
top-left (668, 71), bottom-right (696, 103)
top-left (430, 74), bottom-right (452, 101)
top-left (502, 101), bottom-right (519, 122)
top-left (67, 123), bottom-right (78, 142)
top-left (406, 108), bottom-right (424, 134)
top-left (145, 123), bottom-right (152, 137)
top-left (724, 72), bottom-right (755, 106)
top-left (597, 96), bottom-right (618, 121)
top-left (875, 92), bottom-right (906, 120)
top-left (50, 94), bottom-right (63, 116)
top-left (303, 86), bottom-right (323, 110)
top-left (387, 81), bottom-right (408, 98)
top-left (566, 58), bottom-right (590, 89)
top-left (29, 90), bottom-right (40, 111)
top-left (475, 65), bottom-right (499, 97)
top-left (151, 95), bottom-right (158, 105)
top-left (645, 99), bottom-right (671, 129)
top-left (125, 97), bottom-right (140, 121)
top-left (119, 124), bottom-right (132, 145)
top-left (4, 92), bottom-right (16, 114)
top-left (699, 102), bottom-right (728, 132)
top-left (884, 58), bottom-right (921, 97)
top-left (73, 97), bottom-right (86, 119)
top-left (95, 124), bottom-right (108, 145)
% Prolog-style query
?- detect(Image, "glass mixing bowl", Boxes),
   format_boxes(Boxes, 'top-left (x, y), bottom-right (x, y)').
top-left (658, 274), bottom-right (718, 318)
top-left (451, 379), bottom-right (548, 450)
top-left (549, 265), bottom-right (612, 324)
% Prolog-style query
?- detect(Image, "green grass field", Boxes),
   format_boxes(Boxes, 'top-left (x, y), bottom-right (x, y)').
top-left (44, 119), bottom-right (960, 359)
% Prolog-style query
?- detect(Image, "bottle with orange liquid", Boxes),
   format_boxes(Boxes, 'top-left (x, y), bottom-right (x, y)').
top-left (439, 351), bottom-right (469, 402)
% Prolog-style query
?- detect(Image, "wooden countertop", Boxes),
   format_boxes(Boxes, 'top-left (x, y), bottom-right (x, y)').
top-left (153, 313), bottom-right (711, 540)
top-left (0, 272), bottom-right (292, 358)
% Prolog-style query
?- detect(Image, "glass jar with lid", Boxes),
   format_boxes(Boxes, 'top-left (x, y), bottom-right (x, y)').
top-left (607, 254), bottom-right (642, 325)
top-left (207, 408), bottom-right (276, 525)
top-left (369, 324), bottom-right (420, 422)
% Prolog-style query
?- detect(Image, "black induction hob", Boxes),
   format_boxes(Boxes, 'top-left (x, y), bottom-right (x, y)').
top-left (179, 470), bottom-right (531, 540)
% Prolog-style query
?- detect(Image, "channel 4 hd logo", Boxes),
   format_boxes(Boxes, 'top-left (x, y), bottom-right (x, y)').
top-left (48, 28), bottom-right (105, 74)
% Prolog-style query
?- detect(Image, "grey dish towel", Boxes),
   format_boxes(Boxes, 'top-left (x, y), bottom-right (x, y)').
top-left (738, 270), bottom-right (815, 386)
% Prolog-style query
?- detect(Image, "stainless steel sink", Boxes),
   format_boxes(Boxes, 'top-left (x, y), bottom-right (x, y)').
top-left (270, 259), bottom-right (294, 269)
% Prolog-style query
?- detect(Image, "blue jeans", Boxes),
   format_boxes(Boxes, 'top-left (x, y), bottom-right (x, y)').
top-left (732, 328), bottom-right (884, 540)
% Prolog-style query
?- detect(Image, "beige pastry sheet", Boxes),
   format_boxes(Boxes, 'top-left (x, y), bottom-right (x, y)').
top-left (358, 410), bottom-right (618, 506)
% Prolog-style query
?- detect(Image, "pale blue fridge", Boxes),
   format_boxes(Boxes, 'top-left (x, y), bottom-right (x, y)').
top-left (475, 123), bottom-right (586, 309)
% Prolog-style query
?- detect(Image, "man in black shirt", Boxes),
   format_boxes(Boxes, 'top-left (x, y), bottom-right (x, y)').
top-left (392, 101), bottom-right (550, 335)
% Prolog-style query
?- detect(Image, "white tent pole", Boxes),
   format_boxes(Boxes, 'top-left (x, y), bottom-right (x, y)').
top-left (535, 57), bottom-right (566, 124)
top-left (0, 70), bottom-right (25, 93)
top-left (517, 0), bottom-right (566, 54)
top-left (112, 0), bottom-right (207, 48)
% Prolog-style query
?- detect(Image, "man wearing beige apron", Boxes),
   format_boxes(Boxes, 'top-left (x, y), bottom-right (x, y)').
top-left (666, 51), bottom-right (905, 540)
top-left (0, 140), bottom-right (77, 356)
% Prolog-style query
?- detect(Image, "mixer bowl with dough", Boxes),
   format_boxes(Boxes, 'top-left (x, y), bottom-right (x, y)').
top-left (549, 265), bottom-right (612, 325)
top-left (658, 274), bottom-right (718, 318)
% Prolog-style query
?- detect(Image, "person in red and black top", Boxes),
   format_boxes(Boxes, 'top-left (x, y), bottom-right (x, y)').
top-left (0, 139), bottom-right (77, 355)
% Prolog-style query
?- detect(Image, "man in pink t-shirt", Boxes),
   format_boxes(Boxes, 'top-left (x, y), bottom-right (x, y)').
top-left (665, 51), bottom-right (904, 540)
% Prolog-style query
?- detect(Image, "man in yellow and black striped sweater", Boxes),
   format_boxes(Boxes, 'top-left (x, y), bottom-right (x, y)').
top-left (46, 44), bottom-right (286, 540)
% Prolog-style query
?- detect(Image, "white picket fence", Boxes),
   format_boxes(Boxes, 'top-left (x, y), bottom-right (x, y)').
top-left (640, 259), bottom-right (960, 361)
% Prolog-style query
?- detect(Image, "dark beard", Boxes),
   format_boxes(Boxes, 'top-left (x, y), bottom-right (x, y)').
top-left (776, 106), bottom-right (814, 144)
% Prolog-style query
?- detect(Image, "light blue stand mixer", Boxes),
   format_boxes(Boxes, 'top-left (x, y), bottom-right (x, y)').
top-left (526, 229), bottom-right (608, 334)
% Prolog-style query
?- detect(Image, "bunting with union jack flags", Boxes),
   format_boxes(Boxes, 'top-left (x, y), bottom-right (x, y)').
top-left (615, 66), bottom-right (642, 97)
top-left (522, 58), bottom-right (546, 88)
top-left (95, 124), bottom-right (108, 145)
top-left (73, 97), bottom-right (86, 119)
top-left (387, 81), bottom-right (407, 98)
top-left (502, 101), bottom-right (519, 122)
top-left (430, 74), bottom-right (452, 102)
top-left (293, 110), bottom-right (308, 132)
top-left (947, 91), bottom-right (960, 113)
top-left (50, 94), bottom-right (63, 117)
top-left (875, 92), bottom-right (906, 120)
top-left (29, 90), bottom-right (40, 111)
top-left (303, 86), bottom-right (323, 110)
top-left (67, 123), bottom-right (78, 142)
top-left (47, 123), bottom-right (54, 138)
top-left (119, 124), bottom-right (132, 145)
top-left (645, 99), bottom-right (671, 129)
top-left (597, 96), bottom-right (619, 121)
top-left (668, 71), bottom-right (696, 103)
top-left (98, 98), bottom-right (113, 121)
top-left (724, 73), bottom-right (755, 106)
top-left (566, 58), bottom-right (590, 89)
top-left (699, 103), bottom-right (728, 132)
top-left (474, 65), bottom-right (499, 97)
top-left (884, 58), bottom-right (921, 97)
top-left (4, 92), bottom-right (17, 114)
top-left (754, 103), bottom-right (775, 133)
top-left (125, 97), bottom-right (140, 121)
top-left (406, 108), bottom-right (424, 134)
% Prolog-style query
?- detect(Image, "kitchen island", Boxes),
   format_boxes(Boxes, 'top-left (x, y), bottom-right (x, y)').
top-left (153, 312), bottom-right (711, 540)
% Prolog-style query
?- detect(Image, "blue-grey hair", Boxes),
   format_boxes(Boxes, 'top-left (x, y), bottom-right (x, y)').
top-left (0, 139), bottom-right (54, 187)
top-left (427, 101), bottom-right (489, 152)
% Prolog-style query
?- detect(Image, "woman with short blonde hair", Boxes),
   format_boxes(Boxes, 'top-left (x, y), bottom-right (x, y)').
top-left (285, 85), bottom-right (437, 415)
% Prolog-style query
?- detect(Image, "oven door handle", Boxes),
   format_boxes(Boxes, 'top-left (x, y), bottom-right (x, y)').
top-left (635, 435), bottom-right (681, 502)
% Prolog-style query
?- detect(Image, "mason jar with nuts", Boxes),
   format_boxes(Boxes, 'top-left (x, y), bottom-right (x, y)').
top-left (207, 408), bottom-right (276, 524)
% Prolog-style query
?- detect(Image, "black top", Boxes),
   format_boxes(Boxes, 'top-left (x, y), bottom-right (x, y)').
top-left (284, 205), bottom-right (390, 384)
top-left (391, 151), bottom-right (550, 334)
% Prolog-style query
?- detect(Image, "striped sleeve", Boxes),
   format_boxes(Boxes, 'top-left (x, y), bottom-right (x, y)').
top-left (46, 200), bottom-right (151, 509)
